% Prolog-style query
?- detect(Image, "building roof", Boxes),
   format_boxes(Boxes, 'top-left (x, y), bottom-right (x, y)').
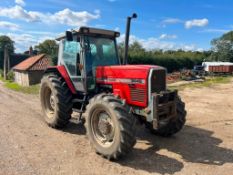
top-left (13, 54), bottom-right (49, 71)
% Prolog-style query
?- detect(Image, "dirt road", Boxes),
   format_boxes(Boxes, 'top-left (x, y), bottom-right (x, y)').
top-left (0, 80), bottom-right (233, 175)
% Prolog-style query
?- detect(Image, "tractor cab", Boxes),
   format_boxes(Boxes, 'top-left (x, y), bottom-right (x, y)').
top-left (56, 27), bottom-right (120, 92)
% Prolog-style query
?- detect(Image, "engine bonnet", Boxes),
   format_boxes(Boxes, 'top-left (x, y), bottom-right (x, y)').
top-left (96, 65), bottom-right (165, 79)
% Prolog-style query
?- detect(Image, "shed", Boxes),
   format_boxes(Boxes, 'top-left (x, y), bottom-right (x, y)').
top-left (13, 54), bottom-right (49, 86)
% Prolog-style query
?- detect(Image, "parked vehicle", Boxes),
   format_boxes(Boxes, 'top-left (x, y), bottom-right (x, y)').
top-left (192, 65), bottom-right (205, 76)
top-left (40, 14), bottom-right (187, 160)
top-left (202, 62), bottom-right (233, 74)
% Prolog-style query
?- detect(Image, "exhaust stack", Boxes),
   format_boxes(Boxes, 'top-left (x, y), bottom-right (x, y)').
top-left (124, 13), bottom-right (137, 65)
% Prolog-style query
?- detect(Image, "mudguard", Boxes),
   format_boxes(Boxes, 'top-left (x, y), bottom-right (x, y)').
top-left (44, 65), bottom-right (76, 94)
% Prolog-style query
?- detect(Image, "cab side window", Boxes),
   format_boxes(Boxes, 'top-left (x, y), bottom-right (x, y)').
top-left (63, 41), bottom-right (81, 76)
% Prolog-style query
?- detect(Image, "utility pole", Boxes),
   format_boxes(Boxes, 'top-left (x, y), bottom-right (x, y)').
top-left (7, 49), bottom-right (10, 72)
top-left (3, 46), bottom-right (9, 80)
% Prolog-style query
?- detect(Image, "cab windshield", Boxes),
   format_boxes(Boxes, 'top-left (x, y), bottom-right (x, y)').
top-left (84, 36), bottom-right (119, 76)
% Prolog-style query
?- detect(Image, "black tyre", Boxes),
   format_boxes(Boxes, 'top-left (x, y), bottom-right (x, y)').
top-left (40, 74), bottom-right (73, 128)
top-left (84, 93), bottom-right (136, 160)
top-left (148, 97), bottom-right (186, 137)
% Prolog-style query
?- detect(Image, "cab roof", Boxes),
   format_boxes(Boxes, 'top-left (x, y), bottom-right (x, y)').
top-left (56, 27), bottom-right (120, 41)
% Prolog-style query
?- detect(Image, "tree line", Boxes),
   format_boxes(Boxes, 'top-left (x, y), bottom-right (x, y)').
top-left (0, 31), bottom-right (233, 74)
top-left (118, 41), bottom-right (210, 72)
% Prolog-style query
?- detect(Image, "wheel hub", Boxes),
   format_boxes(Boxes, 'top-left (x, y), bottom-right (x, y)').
top-left (50, 94), bottom-right (55, 110)
top-left (91, 110), bottom-right (115, 145)
top-left (98, 119), bottom-right (112, 136)
top-left (43, 87), bottom-right (55, 118)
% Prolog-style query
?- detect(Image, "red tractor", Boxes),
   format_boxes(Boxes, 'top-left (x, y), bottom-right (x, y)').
top-left (40, 14), bottom-right (186, 160)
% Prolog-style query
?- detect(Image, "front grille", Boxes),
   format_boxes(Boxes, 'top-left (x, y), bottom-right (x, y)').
top-left (150, 69), bottom-right (166, 93)
top-left (130, 87), bottom-right (145, 103)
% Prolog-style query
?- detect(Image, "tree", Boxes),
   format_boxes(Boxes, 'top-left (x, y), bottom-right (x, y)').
top-left (0, 36), bottom-right (14, 79)
top-left (117, 42), bottom-right (125, 63)
top-left (0, 36), bottom-right (14, 69)
top-left (129, 41), bottom-right (145, 54)
top-left (209, 31), bottom-right (233, 62)
top-left (118, 41), bottom-right (146, 64)
top-left (35, 40), bottom-right (58, 65)
top-left (220, 31), bottom-right (233, 41)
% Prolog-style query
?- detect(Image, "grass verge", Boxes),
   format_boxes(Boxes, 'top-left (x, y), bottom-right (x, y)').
top-left (168, 76), bottom-right (232, 91)
top-left (0, 76), bottom-right (39, 94)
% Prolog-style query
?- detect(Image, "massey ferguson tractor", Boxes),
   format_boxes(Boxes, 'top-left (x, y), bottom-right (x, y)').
top-left (40, 14), bottom-right (186, 160)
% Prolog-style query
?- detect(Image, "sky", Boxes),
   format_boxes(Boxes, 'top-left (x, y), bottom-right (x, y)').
top-left (0, 0), bottom-right (232, 53)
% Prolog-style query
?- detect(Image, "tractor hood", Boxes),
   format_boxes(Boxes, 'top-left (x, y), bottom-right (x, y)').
top-left (95, 65), bottom-right (166, 108)
top-left (96, 65), bottom-right (165, 80)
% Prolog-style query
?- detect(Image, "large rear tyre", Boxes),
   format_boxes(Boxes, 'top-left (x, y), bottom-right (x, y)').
top-left (40, 74), bottom-right (73, 128)
top-left (148, 97), bottom-right (186, 137)
top-left (84, 94), bottom-right (136, 160)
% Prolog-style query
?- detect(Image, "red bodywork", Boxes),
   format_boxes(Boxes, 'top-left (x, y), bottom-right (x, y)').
top-left (46, 65), bottom-right (163, 108)
top-left (96, 65), bottom-right (162, 108)
top-left (46, 65), bottom-right (77, 94)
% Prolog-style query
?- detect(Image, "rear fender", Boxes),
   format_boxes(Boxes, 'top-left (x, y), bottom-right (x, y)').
top-left (44, 66), bottom-right (76, 94)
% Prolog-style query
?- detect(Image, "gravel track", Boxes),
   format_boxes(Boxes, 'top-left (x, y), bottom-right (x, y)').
top-left (0, 80), bottom-right (233, 175)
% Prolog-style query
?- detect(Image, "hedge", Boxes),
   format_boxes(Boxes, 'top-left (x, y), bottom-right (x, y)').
top-left (128, 52), bottom-right (205, 73)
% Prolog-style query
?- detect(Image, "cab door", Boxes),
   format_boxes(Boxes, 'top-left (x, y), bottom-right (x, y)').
top-left (59, 37), bottom-right (85, 92)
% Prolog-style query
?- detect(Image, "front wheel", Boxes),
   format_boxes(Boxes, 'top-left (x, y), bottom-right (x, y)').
top-left (148, 96), bottom-right (186, 137)
top-left (84, 94), bottom-right (136, 160)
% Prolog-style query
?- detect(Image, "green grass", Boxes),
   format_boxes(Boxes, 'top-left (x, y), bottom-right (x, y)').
top-left (168, 76), bottom-right (232, 91)
top-left (0, 76), bottom-right (39, 94)
top-left (0, 76), bottom-right (8, 82)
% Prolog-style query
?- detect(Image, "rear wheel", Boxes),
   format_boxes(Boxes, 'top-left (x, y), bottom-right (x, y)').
top-left (40, 74), bottom-right (73, 128)
top-left (148, 97), bottom-right (186, 137)
top-left (84, 94), bottom-right (136, 160)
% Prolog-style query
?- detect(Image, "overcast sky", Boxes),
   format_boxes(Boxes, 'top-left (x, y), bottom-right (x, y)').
top-left (0, 0), bottom-right (232, 52)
